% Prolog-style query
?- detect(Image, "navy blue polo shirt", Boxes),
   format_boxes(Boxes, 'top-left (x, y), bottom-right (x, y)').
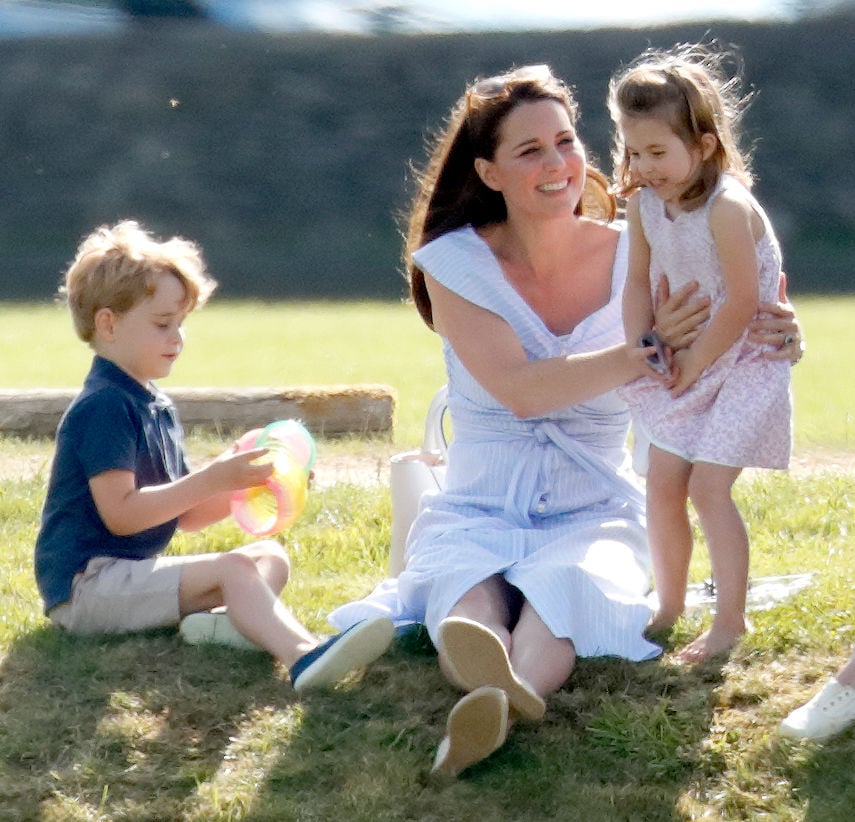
top-left (34, 356), bottom-right (189, 613)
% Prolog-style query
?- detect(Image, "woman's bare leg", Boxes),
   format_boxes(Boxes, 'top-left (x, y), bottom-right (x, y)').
top-left (441, 575), bottom-right (516, 685)
top-left (508, 601), bottom-right (576, 697)
top-left (442, 576), bottom-right (573, 698)
top-left (431, 577), bottom-right (573, 777)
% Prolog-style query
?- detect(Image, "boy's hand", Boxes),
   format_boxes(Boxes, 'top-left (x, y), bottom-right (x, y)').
top-left (206, 447), bottom-right (274, 492)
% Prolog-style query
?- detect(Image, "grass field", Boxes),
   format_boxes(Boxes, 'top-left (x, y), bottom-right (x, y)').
top-left (1, 296), bottom-right (852, 448)
top-left (0, 297), bottom-right (853, 820)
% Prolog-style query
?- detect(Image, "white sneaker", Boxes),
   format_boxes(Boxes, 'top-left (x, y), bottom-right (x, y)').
top-left (180, 611), bottom-right (262, 652)
top-left (780, 678), bottom-right (855, 741)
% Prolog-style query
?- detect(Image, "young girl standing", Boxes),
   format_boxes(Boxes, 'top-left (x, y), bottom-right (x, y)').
top-left (608, 45), bottom-right (793, 662)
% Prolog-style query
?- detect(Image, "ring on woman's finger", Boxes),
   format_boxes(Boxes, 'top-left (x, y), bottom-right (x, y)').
top-left (783, 333), bottom-right (795, 346)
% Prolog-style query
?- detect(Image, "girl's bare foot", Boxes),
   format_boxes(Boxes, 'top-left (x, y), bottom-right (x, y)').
top-left (645, 610), bottom-right (680, 636)
top-left (677, 619), bottom-right (749, 663)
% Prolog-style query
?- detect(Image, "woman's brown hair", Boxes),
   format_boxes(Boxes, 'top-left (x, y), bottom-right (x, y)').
top-left (405, 65), bottom-right (616, 330)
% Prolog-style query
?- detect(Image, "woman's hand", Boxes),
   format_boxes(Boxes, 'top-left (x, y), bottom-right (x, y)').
top-left (653, 273), bottom-right (805, 365)
top-left (747, 274), bottom-right (805, 364)
top-left (652, 275), bottom-right (711, 350)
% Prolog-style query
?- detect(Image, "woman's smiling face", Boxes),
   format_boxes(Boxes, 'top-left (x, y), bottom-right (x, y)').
top-left (474, 99), bottom-right (587, 220)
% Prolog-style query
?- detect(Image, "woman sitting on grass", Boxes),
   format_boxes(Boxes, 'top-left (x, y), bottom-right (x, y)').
top-left (331, 64), bottom-right (803, 777)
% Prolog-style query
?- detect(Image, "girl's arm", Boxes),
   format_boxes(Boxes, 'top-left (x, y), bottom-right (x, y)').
top-left (426, 274), bottom-right (651, 419)
top-left (89, 447), bottom-right (273, 536)
top-left (669, 191), bottom-right (760, 397)
top-left (622, 195), bottom-right (655, 348)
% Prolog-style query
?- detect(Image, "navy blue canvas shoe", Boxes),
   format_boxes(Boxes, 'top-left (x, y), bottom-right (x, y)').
top-left (290, 616), bottom-right (394, 694)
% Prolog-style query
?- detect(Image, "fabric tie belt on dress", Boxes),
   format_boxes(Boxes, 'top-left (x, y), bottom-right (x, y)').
top-left (454, 417), bottom-right (646, 528)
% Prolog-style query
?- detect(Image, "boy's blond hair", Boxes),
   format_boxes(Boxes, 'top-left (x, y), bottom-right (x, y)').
top-left (61, 220), bottom-right (217, 343)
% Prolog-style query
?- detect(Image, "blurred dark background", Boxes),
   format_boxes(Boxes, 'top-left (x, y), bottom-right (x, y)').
top-left (1, 4), bottom-right (852, 300)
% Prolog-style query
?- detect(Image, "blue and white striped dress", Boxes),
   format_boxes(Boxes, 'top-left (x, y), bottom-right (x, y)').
top-left (330, 224), bottom-right (661, 662)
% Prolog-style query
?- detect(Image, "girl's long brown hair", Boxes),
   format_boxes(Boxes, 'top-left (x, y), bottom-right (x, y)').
top-left (608, 43), bottom-right (753, 210)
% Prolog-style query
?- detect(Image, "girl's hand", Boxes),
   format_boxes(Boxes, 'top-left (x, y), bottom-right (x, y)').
top-left (669, 349), bottom-right (704, 398)
top-left (652, 275), bottom-right (711, 350)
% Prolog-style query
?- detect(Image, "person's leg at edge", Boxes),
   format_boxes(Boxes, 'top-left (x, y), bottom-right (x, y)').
top-left (779, 646), bottom-right (855, 740)
top-left (177, 543), bottom-right (317, 669)
top-left (680, 463), bottom-right (748, 662)
top-left (645, 446), bottom-right (693, 633)
top-left (836, 650), bottom-right (855, 687)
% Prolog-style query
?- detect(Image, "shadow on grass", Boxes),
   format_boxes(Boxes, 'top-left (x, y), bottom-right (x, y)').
top-left (0, 625), bottom-right (286, 819)
top-left (1, 624), bottom-right (728, 821)
top-left (244, 634), bottom-right (727, 821)
top-left (785, 727), bottom-right (855, 822)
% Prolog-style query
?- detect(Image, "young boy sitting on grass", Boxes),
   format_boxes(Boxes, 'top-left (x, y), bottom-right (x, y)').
top-left (33, 220), bottom-right (393, 693)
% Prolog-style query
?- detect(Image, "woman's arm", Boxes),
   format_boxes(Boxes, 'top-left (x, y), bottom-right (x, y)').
top-left (655, 266), bottom-right (804, 363)
top-left (748, 273), bottom-right (805, 362)
top-left (427, 274), bottom-right (651, 419)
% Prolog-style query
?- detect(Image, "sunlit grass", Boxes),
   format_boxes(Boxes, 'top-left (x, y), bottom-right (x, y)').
top-left (0, 299), bottom-right (445, 446)
top-left (0, 471), bottom-right (853, 820)
top-left (788, 295), bottom-right (855, 449)
top-left (0, 297), bottom-right (854, 819)
top-left (1, 295), bottom-right (851, 449)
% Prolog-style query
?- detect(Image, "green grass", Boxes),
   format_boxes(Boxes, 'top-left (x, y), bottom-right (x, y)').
top-left (2, 295), bottom-right (852, 449)
top-left (0, 297), bottom-right (854, 820)
top-left (0, 299), bottom-right (446, 447)
top-left (1, 473), bottom-right (853, 820)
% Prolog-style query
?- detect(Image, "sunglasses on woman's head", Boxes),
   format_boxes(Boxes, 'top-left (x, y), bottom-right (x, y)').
top-left (466, 64), bottom-right (553, 103)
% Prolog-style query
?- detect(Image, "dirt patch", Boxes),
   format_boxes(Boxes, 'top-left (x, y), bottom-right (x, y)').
top-left (3, 444), bottom-right (853, 487)
top-left (763, 448), bottom-right (855, 479)
top-left (310, 452), bottom-right (392, 489)
top-left (0, 440), bottom-right (398, 488)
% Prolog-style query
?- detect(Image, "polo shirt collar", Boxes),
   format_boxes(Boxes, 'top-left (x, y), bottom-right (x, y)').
top-left (89, 356), bottom-right (170, 408)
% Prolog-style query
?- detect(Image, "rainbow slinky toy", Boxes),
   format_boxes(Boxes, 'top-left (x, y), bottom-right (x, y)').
top-left (230, 420), bottom-right (316, 536)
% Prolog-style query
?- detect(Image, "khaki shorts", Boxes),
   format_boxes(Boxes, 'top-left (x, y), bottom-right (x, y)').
top-left (49, 555), bottom-right (188, 636)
